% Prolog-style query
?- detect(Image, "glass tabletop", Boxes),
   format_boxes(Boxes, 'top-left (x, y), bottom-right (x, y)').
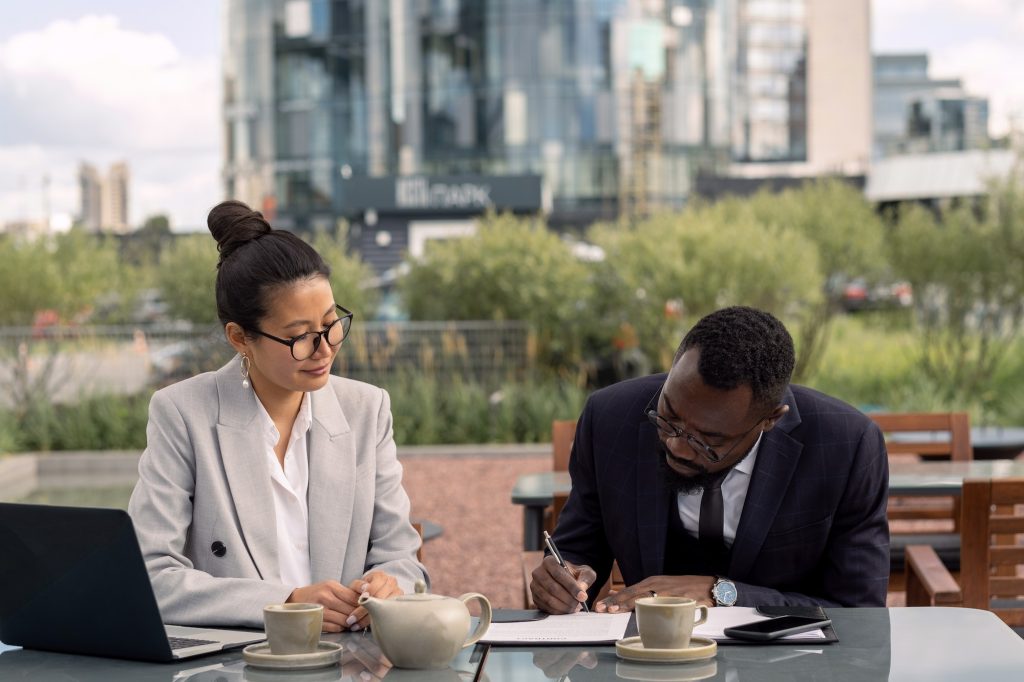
top-left (0, 632), bottom-right (485, 682)
top-left (480, 608), bottom-right (1024, 681)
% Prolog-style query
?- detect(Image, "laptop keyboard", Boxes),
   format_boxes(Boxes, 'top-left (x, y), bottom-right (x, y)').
top-left (168, 636), bottom-right (218, 650)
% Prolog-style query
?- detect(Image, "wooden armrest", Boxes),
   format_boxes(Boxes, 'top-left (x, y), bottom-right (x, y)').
top-left (905, 544), bottom-right (962, 606)
top-left (522, 551), bottom-right (545, 608)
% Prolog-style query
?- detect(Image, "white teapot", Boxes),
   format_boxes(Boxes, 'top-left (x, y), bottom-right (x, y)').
top-left (358, 580), bottom-right (491, 669)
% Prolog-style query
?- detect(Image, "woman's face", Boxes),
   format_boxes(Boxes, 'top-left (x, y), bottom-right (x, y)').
top-left (243, 276), bottom-right (342, 399)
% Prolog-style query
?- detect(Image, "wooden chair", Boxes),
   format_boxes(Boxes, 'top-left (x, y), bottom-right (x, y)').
top-left (542, 420), bottom-right (577, 535)
top-left (905, 478), bottom-right (1024, 634)
top-left (868, 411), bottom-right (972, 585)
top-left (412, 522), bottom-right (424, 562)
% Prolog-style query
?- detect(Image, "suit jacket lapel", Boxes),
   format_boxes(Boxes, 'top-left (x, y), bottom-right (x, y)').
top-left (729, 388), bottom-right (803, 579)
top-left (215, 360), bottom-right (279, 581)
top-left (636, 421), bottom-right (669, 579)
top-left (307, 385), bottom-right (354, 582)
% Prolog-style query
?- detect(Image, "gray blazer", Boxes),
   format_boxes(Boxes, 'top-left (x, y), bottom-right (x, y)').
top-left (128, 358), bottom-right (427, 627)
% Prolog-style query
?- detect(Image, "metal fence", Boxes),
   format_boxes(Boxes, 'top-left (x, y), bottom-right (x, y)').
top-left (0, 320), bottom-right (532, 405)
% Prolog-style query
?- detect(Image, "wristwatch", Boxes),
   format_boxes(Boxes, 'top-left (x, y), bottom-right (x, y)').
top-left (711, 577), bottom-right (738, 606)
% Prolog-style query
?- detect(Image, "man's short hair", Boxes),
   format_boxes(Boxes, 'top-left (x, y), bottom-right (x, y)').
top-left (674, 306), bottom-right (795, 411)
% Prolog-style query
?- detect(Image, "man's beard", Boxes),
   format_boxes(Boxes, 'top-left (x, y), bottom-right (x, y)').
top-left (658, 446), bottom-right (719, 494)
top-left (657, 443), bottom-right (752, 495)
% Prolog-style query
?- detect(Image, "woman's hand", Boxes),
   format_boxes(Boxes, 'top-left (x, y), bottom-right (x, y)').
top-left (287, 581), bottom-right (363, 632)
top-left (345, 571), bottom-right (404, 630)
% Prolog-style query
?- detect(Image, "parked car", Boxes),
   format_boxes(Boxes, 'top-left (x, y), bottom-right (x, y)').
top-left (830, 277), bottom-right (913, 313)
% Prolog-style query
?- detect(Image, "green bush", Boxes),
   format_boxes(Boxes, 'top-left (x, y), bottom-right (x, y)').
top-left (384, 372), bottom-right (587, 445)
top-left (9, 393), bottom-right (151, 452)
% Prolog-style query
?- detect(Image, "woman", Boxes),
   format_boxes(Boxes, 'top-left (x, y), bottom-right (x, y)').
top-left (128, 200), bottom-right (425, 631)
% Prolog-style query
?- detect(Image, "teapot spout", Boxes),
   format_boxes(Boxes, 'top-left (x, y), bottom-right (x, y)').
top-left (357, 592), bottom-right (379, 611)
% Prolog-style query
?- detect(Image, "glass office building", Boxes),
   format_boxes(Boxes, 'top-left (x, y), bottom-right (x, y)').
top-left (873, 54), bottom-right (990, 157)
top-left (223, 0), bottom-right (868, 274)
top-left (223, 0), bottom-right (739, 234)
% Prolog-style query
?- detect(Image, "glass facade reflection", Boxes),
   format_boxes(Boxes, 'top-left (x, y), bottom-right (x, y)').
top-left (732, 0), bottom-right (807, 162)
top-left (223, 0), bottom-right (738, 230)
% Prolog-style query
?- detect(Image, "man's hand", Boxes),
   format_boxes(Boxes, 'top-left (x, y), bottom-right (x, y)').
top-left (346, 571), bottom-right (403, 631)
top-left (594, 575), bottom-right (715, 612)
top-left (287, 581), bottom-right (363, 632)
top-left (530, 555), bottom-right (596, 614)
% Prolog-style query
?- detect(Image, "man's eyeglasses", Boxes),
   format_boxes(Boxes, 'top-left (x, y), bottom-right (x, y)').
top-left (251, 304), bottom-right (354, 361)
top-left (646, 389), bottom-right (768, 463)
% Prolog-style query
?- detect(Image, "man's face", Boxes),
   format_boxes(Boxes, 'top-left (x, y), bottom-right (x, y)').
top-left (654, 349), bottom-right (772, 492)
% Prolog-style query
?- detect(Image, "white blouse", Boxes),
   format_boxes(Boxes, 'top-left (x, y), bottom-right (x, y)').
top-left (255, 392), bottom-right (313, 588)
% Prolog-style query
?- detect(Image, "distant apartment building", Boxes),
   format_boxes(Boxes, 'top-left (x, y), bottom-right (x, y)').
top-left (874, 54), bottom-right (990, 157)
top-left (78, 161), bottom-right (131, 233)
top-left (726, 0), bottom-right (871, 180)
top-left (78, 163), bottom-right (103, 230)
top-left (223, 0), bottom-right (870, 272)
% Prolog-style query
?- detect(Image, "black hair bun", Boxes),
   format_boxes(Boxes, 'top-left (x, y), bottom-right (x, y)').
top-left (207, 200), bottom-right (273, 264)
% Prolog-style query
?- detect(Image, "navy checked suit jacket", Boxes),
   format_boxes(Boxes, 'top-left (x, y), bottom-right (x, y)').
top-left (553, 373), bottom-right (890, 607)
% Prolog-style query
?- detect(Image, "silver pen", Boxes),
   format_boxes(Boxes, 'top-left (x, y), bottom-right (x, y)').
top-left (543, 531), bottom-right (590, 613)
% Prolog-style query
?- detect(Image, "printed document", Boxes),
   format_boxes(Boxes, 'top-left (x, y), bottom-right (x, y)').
top-left (481, 612), bottom-right (631, 644)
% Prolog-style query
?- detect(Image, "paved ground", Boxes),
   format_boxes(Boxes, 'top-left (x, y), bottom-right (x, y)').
top-left (401, 454), bottom-right (548, 608)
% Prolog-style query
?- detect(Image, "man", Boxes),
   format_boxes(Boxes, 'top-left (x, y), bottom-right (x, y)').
top-left (531, 306), bottom-right (889, 613)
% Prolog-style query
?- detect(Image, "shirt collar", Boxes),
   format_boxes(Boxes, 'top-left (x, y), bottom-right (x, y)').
top-left (730, 429), bottom-right (763, 478)
top-left (254, 392), bottom-right (313, 445)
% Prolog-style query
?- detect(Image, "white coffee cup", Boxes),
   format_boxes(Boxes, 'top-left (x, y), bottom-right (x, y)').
top-left (634, 596), bottom-right (709, 650)
top-left (263, 603), bottom-right (323, 655)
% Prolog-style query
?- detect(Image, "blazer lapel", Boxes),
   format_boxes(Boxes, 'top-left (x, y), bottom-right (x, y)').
top-left (307, 385), bottom-right (354, 582)
top-left (729, 389), bottom-right (803, 579)
top-left (636, 421), bottom-right (669, 579)
top-left (215, 360), bottom-right (279, 581)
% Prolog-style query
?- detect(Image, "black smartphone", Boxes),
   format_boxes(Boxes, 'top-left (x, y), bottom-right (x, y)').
top-left (723, 615), bottom-right (831, 641)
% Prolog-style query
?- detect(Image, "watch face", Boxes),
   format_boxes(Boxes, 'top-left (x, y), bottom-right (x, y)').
top-left (715, 580), bottom-right (738, 605)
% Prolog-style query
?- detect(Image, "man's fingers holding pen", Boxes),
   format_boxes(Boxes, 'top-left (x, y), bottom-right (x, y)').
top-left (546, 555), bottom-right (595, 599)
top-left (530, 556), bottom-right (594, 613)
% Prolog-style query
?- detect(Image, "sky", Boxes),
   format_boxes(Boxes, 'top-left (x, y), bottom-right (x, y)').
top-left (1, 0), bottom-right (1023, 231)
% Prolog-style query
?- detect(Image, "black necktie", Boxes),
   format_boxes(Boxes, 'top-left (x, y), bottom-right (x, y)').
top-left (699, 470), bottom-right (729, 545)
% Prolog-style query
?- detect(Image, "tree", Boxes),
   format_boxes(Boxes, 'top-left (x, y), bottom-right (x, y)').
top-left (0, 229), bottom-right (128, 326)
top-left (0, 235), bottom-right (61, 325)
top-left (121, 214), bottom-right (173, 266)
top-left (746, 179), bottom-right (889, 379)
top-left (887, 172), bottom-right (1024, 407)
top-left (399, 213), bottom-right (592, 370)
top-left (311, 231), bottom-right (379, 322)
top-left (155, 234), bottom-right (219, 324)
top-left (588, 200), bottom-right (823, 372)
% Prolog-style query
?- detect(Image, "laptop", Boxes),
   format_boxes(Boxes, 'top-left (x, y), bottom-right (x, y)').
top-left (0, 503), bottom-right (266, 662)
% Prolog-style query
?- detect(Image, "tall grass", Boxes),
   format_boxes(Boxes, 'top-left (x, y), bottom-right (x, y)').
top-left (808, 314), bottom-right (1024, 425)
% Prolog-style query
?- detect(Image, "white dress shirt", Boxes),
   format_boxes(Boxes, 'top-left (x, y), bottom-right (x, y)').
top-left (677, 431), bottom-right (764, 548)
top-left (255, 392), bottom-right (313, 588)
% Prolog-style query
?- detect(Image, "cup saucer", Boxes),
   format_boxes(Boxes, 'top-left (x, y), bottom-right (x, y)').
top-left (615, 636), bottom-right (718, 664)
top-left (243, 641), bottom-right (343, 670)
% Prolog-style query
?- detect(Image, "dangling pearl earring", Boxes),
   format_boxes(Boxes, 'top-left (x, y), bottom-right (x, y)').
top-left (240, 354), bottom-right (251, 388)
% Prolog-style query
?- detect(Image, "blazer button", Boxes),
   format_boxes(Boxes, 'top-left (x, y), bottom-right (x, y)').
top-left (211, 541), bottom-right (226, 557)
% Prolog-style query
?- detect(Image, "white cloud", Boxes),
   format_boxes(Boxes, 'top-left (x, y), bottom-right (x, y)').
top-left (0, 15), bottom-right (220, 228)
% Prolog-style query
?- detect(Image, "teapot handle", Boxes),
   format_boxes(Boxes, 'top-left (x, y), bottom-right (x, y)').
top-left (458, 592), bottom-right (492, 648)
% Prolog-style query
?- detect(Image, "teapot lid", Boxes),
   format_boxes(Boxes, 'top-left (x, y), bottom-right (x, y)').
top-left (393, 579), bottom-right (447, 601)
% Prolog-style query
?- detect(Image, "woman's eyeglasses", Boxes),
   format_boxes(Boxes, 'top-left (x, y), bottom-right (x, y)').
top-left (251, 304), bottom-right (354, 361)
